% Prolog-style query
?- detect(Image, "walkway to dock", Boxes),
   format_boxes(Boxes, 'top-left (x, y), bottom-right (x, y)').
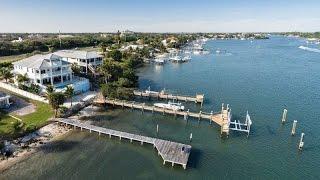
top-left (55, 118), bottom-right (192, 169)
top-left (94, 95), bottom-right (231, 135)
top-left (133, 90), bottom-right (204, 106)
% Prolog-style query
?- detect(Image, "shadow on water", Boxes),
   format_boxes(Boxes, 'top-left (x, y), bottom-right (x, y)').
top-left (187, 148), bottom-right (202, 169)
top-left (36, 140), bottom-right (79, 154)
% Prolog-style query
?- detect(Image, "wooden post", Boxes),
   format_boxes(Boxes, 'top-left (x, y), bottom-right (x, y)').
top-left (298, 133), bottom-right (305, 150)
top-left (291, 120), bottom-right (297, 136)
top-left (187, 109), bottom-right (189, 120)
top-left (281, 109), bottom-right (287, 123)
top-left (163, 160), bottom-right (166, 165)
top-left (221, 103), bottom-right (224, 113)
top-left (172, 162), bottom-right (174, 167)
top-left (210, 111), bottom-right (213, 124)
top-left (152, 106), bottom-right (154, 113)
top-left (163, 107), bottom-right (165, 115)
top-left (142, 103), bottom-right (144, 113)
top-left (156, 124), bottom-right (159, 134)
top-left (198, 111), bottom-right (202, 121)
top-left (189, 133), bottom-right (192, 142)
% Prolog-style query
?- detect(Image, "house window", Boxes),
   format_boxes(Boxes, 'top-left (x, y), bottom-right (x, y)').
top-left (41, 70), bottom-right (46, 74)
top-left (36, 70), bottom-right (39, 73)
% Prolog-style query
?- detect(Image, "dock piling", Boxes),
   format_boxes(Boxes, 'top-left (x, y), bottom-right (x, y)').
top-left (190, 133), bottom-right (192, 142)
top-left (156, 124), bottom-right (159, 134)
top-left (291, 120), bottom-right (297, 136)
top-left (282, 109), bottom-right (288, 123)
top-left (298, 133), bottom-right (305, 150)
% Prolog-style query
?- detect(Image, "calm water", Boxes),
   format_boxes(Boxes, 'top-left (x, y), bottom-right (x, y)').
top-left (2, 36), bottom-right (320, 180)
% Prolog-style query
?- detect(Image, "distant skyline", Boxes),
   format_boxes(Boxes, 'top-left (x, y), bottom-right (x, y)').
top-left (1, 0), bottom-right (320, 33)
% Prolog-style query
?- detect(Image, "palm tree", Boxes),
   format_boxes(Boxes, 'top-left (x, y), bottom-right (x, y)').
top-left (45, 85), bottom-right (55, 103)
top-left (65, 85), bottom-right (74, 107)
top-left (17, 73), bottom-right (29, 85)
top-left (0, 68), bottom-right (13, 83)
top-left (49, 92), bottom-right (65, 117)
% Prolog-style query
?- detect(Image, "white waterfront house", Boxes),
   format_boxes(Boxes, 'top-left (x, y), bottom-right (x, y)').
top-left (12, 53), bottom-right (90, 93)
top-left (54, 50), bottom-right (103, 74)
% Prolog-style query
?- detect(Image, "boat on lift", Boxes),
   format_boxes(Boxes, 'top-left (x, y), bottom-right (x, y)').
top-left (154, 58), bottom-right (165, 65)
top-left (170, 55), bottom-right (183, 63)
top-left (145, 86), bottom-right (159, 95)
top-left (154, 101), bottom-right (185, 111)
top-left (182, 55), bottom-right (191, 61)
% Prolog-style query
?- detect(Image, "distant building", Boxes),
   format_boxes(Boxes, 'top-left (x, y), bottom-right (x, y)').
top-left (58, 34), bottom-right (74, 38)
top-left (54, 50), bottom-right (103, 74)
top-left (120, 30), bottom-right (135, 37)
top-left (11, 37), bottom-right (23, 43)
top-left (12, 53), bottom-right (90, 93)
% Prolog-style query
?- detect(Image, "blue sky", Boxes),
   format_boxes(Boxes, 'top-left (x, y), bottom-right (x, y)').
top-left (0, 0), bottom-right (319, 32)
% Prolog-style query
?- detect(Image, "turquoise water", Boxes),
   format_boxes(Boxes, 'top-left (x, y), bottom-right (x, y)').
top-left (2, 36), bottom-right (320, 179)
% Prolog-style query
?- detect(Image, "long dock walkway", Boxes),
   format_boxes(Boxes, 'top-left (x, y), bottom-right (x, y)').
top-left (55, 118), bottom-right (192, 169)
top-left (133, 90), bottom-right (204, 106)
top-left (94, 96), bottom-right (231, 135)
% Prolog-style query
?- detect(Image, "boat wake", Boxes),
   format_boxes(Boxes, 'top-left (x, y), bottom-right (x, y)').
top-left (299, 46), bottom-right (320, 53)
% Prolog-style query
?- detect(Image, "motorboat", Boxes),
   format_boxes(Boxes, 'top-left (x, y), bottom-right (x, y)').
top-left (170, 55), bottom-right (183, 63)
top-left (154, 101), bottom-right (185, 111)
top-left (182, 55), bottom-right (191, 61)
top-left (145, 86), bottom-right (159, 94)
top-left (154, 58), bottom-right (165, 65)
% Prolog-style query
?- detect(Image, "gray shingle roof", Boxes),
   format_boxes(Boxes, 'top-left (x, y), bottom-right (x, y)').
top-left (13, 53), bottom-right (65, 69)
top-left (54, 50), bottom-right (103, 59)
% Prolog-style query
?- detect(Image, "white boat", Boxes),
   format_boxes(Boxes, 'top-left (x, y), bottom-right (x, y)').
top-left (182, 55), bottom-right (191, 61)
top-left (154, 58), bottom-right (165, 65)
top-left (145, 86), bottom-right (159, 94)
top-left (154, 101), bottom-right (185, 111)
top-left (170, 55), bottom-right (183, 62)
top-left (184, 50), bottom-right (191, 54)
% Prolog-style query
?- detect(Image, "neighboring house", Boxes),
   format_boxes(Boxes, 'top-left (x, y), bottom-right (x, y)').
top-left (12, 53), bottom-right (90, 93)
top-left (54, 50), bottom-right (103, 74)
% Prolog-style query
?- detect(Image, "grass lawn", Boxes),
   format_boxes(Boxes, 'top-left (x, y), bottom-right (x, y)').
top-left (0, 53), bottom-right (35, 63)
top-left (0, 100), bottom-right (54, 139)
top-left (0, 113), bottom-right (18, 136)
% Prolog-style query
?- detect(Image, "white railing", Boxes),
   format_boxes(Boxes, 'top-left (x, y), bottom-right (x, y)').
top-left (0, 81), bottom-right (49, 103)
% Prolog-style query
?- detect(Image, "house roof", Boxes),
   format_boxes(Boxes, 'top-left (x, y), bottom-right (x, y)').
top-left (54, 50), bottom-right (103, 59)
top-left (13, 53), bottom-right (67, 69)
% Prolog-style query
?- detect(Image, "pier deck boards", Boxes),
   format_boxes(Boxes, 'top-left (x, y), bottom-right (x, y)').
top-left (55, 118), bottom-right (191, 169)
top-left (94, 97), bottom-right (230, 135)
top-left (133, 90), bottom-right (204, 105)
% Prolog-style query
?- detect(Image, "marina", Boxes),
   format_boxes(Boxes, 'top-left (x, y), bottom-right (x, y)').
top-left (1, 36), bottom-right (319, 179)
top-left (55, 118), bottom-right (191, 169)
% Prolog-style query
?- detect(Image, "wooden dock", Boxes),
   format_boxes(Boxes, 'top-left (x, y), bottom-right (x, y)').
top-left (94, 96), bottom-right (231, 136)
top-left (55, 118), bottom-right (192, 169)
top-left (133, 90), bottom-right (204, 106)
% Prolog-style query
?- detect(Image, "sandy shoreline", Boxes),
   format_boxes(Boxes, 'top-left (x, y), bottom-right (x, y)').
top-left (0, 123), bottom-right (71, 173)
